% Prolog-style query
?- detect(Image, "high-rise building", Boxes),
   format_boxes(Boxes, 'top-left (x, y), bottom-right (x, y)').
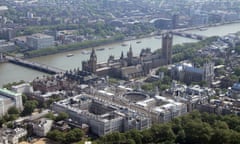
top-left (162, 33), bottom-right (173, 65)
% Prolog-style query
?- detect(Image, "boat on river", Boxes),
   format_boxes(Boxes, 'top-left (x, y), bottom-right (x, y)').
top-left (198, 28), bottom-right (208, 31)
top-left (96, 48), bottom-right (105, 51)
top-left (136, 41), bottom-right (141, 44)
top-left (66, 54), bottom-right (74, 57)
top-left (121, 43), bottom-right (128, 47)
top-left (81, 50), bottom-right (91, 55)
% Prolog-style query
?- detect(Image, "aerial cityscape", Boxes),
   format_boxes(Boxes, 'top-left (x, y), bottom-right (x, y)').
top-left (1, 0), bottom-right (240, 143)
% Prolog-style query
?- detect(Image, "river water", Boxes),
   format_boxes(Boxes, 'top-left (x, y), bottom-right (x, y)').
top-left (1, 22), bottom-right (240, 87)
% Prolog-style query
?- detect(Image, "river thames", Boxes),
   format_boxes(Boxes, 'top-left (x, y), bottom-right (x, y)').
top-left (1, 22), bottom-right (240, 87)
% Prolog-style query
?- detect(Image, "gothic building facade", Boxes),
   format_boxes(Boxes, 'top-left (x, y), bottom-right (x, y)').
top-left (171, 62), bottom-right (215, 85)
top-left (162, 33), bottom-right (173, 65)
top-left (82, 33), bottom-right (173, 80)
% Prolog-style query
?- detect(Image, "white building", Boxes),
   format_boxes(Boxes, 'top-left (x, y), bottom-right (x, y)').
top-left (135, 95), bottom-right (188, 123)
top-left (26, 33), bottom-right (54, 49)
top-left (0, 128), bottom-right (27, 144)
top-left (11, 83), bottom-right (33, 94)
top-left (53, 94), bottom-right (150, 136)
top-left (33, 118), bottom-right (53, 137)
top-left (0, 89), bottom-right (23, 116)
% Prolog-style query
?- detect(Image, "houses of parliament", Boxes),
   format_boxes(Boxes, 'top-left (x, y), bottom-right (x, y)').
top-left (82, 33), bottom-right (173, 80)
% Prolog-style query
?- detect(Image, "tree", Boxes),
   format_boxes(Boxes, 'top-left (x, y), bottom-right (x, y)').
top-left (175, 130), bottom-right (186, 144)
top-left (22, 94), bottom-right (28, 105)
top-left (100, 131), bottom-right (126, 143)
top-left (55, 112), bottom-right (69, 122)
top-left (125, 129), bottom-right (143, 144)
top-left (184, 121), bottom-right (212, 144)
top-left (229, 131), bottom-right (240, 144)
top-left (156, 67), bottom-right (168, 75)
top-left (141, 83), bottom-right (154, 91)
top-left (150, 124), bottom-right (176, 143)
top-left (44, 112), bottom-right (56, 120)
top-left (210, 129), bottom-right (231, 144)
top-left (212, 121), bottom-right (229, 129)
top-left (21, 100), bottom-right (38, 116)
top-left (47, 129), bottom-right (65, 143)
top-left (8, 106), bottom-right (19, 115)
top-left (65, 128), bottom-right (84, 143)
top-left (234, 67), bottom-right (240, 76)
top-left (141, 129), bottom-right (153, 143)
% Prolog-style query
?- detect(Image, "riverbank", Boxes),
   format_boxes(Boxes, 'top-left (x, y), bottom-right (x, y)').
top-left (23, 33), bottom-right (160, 59)
top-left (11, 21), bottom-right (240, 59)
top-left (24, 35), bottom-right (125, 58)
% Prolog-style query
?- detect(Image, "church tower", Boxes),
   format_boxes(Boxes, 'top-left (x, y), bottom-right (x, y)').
top-left (89, 48), bottom-right (97, 73)
top-left (162, 32), bottom-right (173, 65)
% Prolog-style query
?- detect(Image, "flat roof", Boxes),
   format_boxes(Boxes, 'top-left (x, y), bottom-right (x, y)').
top-left (153, 107), bottom-right (164, 113)
top-left (0, 88), bottom-right (20, 97)
top-left (98, 90), bottom-right (114, 96)
top-left (30, 33), bottom-right (53, 39)
top-left (0, 6), bottom-right (8, 11)
top-left (136, 98), bottom-right (155, 107)
top-left (155, 95), bottom-right (167, 101)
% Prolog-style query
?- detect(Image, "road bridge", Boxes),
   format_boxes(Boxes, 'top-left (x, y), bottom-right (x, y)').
top-left (171, 31), bottom-right (207, 40)
top-left (6, 56), bottom-right (65, 74)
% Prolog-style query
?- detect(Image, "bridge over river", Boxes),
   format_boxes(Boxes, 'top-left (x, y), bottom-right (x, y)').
top-left (171, 31), bottom-right (207, 40)
top-left (6, 56), bottom-right (65, 74)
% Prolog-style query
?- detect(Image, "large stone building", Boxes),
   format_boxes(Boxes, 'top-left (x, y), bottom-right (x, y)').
top-left (82, 33), bottom-right (173, 80)
top-left (0, 128), bottom-right (27, 144)
top-left (26, 33), bottom-right (54, 49)
top-left (52, 94), bottom-right (151, 136)
top-left (0, 40), bottom-right (16, 52)
top-left (171, 62), bottom-right (215, 85)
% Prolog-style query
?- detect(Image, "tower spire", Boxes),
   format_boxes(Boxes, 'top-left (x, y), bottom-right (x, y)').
top-left (91, 48), bottom-right (96, 58)
top-left (89, 48), bottom-right (97, 73)
top-left (120, 51), bottom-right (124, 59)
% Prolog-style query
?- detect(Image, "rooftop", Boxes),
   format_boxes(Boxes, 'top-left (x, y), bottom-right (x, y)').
top-left (0, 88), bottom-right (20, 97)
top-left (0, 6), bottom-right (8, 11)
top-left (232, 83), bottom-right (240, 91)
top-left (30, 33), bottom-right (53, 39)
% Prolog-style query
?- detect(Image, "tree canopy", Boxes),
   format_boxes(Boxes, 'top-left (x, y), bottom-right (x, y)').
top-left (96, 111), bottom-right (240, 144)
